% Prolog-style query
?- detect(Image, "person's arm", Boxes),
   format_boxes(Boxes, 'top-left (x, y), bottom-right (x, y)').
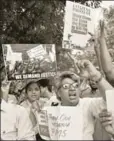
top-left (97, 75), bottom-right (113, 101)
top-left (98, 21), bottom-right (114, 81)
top-left (17, 106), bottom-right (36, 140)
top-left (77, 60), bottom-right (114, 101)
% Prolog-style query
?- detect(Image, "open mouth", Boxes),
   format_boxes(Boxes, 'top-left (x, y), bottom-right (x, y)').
top-left (69, 93), bottom-right (77, 99)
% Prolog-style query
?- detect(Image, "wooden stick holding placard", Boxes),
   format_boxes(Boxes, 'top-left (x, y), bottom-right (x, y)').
top-left (67, 52), bottom-right (80, 74)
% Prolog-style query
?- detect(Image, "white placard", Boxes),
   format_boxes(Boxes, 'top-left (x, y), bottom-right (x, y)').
top-left (27, 45), bottom-right (47, 60)
top-left (106, 90), bottom-right (114, 129)
top-left (63, 1), bottom-right (95, 48)
top-left (47, 106), bottom-right (83, 140)
top-left (106, 90), bottom-right (114, 112)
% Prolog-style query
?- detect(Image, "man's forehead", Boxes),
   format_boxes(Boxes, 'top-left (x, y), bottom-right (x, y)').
top-left (61, 77), bottom-right (79, 84)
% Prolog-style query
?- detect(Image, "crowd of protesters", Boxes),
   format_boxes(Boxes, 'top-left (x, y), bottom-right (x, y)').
top-left (1, 20), bottom-right (114, 140)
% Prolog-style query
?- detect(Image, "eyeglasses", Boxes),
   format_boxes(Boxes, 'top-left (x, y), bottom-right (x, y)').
top-left (61, 83), bottom-right (79, 90)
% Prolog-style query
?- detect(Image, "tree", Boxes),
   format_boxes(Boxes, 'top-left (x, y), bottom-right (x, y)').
top-left (1, 0), bottom-right (101, 44)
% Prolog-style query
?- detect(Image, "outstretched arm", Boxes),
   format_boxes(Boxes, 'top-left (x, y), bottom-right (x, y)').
top-left (98, 21), bottom-right (114, 82)
top-left (77, 60), bottom-right (114, 101)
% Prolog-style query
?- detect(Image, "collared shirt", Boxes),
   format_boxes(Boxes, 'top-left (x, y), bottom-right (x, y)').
top-left (1, 99), bottom-right (36, 140)
top-left (39, 97), bottom-right (106, 140)
top-left (20, 99), bottom-right (39, 134)
top-left (20, 99), bottom-right (32, 113)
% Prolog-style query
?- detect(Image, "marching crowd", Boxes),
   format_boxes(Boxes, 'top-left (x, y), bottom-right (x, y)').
top-left (1, 21), bottom-right (114, 140)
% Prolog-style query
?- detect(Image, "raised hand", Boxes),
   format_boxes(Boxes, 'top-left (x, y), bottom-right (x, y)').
top-left (77, 60), bottom-right (101, 80)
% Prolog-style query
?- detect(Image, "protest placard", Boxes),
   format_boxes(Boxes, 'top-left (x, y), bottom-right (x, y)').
top-left (106, 90), bottom-right (114, 129)
top-left (2, 44), bottom-right (57, 80)
top-left (44, 106), bottom-right (83, 140)
top-left (106, 90), bottom-right (114, 113)
top-left (37, 110), bottom-right (50, 140)
top-left (63, 1), bottom-right (95, 48)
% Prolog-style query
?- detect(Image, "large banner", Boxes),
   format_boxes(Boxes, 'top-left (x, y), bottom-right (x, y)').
top-left (63, 1), bottom-right (95, 49)
top-left (38, 107), bottom-right (83, 140)
top-left (2, 44), bottom-right (57, 80)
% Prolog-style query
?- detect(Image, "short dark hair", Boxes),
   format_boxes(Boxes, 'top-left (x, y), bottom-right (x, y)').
top-left (38, 78), bottom-right (52, 92)
top-left (54, 71), bottom-right (80, 90)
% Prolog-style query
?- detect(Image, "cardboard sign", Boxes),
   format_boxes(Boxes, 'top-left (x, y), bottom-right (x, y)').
top-left (106, 90), bottom-right (114, 112)
top-left (38, 110), bottom-right (50, 140)
top-left (41, 106), bottom-right (83, 140)
top-left (63, 1), bottom-right (95, 48)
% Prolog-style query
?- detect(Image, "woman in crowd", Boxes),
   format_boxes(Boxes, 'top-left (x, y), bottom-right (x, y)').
top-left (20, 80), bottom-right (45, 141)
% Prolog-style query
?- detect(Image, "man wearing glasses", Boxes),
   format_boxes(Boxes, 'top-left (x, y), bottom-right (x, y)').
top-left (52, 60), bottom-right (114, 140)
top-left (32, 60), bottom-right (114, 140)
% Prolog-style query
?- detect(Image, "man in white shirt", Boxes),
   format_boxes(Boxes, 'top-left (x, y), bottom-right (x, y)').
top-left (37, 60), bottom-right (114, 140)
top-left (1, 99), bottom-right (36, 140)
top-left (0, 80), bottom-right (36, 140)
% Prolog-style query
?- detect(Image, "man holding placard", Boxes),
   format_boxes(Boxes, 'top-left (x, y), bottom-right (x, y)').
top-left (35, 59), bottom-right (114, 140)
top-left (52, 60), bottom-right (113, 140)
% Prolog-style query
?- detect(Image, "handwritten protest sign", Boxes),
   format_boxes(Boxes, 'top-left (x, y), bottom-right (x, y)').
top-left (45, 106), bottom-right (83, 140)
top-left (63, 1), bottom-right (95, 48)
top-left (2, 44), bottom-right (57, 80)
